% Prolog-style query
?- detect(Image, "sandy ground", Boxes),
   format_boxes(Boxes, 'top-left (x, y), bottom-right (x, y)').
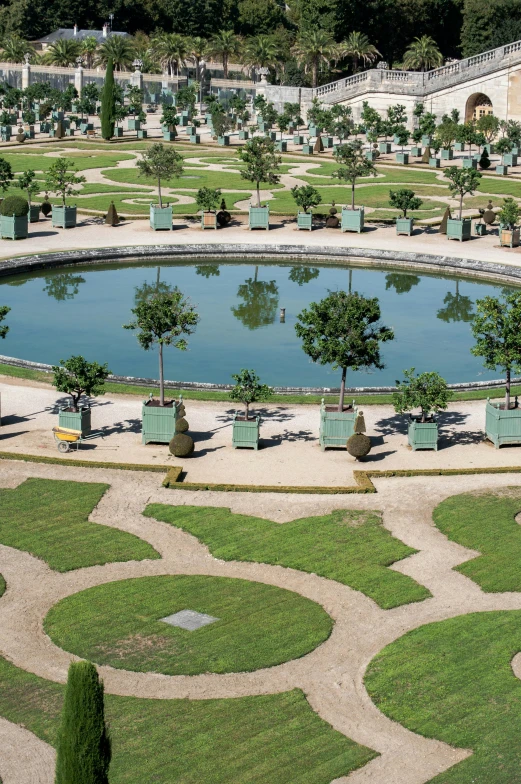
top-left (2, 461), bottom-right (521, 783)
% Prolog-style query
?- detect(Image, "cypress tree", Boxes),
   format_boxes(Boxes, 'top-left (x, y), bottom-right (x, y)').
top-left (100, 58), bottom-right (115, 141)
top-left (55, 661), bottom-right (111, 784)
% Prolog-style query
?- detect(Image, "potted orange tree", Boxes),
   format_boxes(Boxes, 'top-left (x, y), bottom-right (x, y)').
top-left (46, 159), bottom-right (86, 229)
top-left (230, 369), bottom-right (272, 450)
top-left (444, 166), bottom-right (482, 241)
top-left (197, 187), bottom-right (221, 230)
top-left (393, 368), bottom-right (451, 451)
top-left (239, 137), bottom-right (281, 230)
top-left (390, 189), bottom-right (423, 236)
top-left (52, 355), bottom-right (111, 437)
top-left (137, 143), bottom-right (183, 231)
top-left (334, 140), bottom-right (377, 233)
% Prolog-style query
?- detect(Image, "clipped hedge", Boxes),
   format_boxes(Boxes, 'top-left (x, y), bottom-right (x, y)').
top-left (0, 451), bottom-right (171, 473)
top-left (0, 195), bottom-right (29, 217)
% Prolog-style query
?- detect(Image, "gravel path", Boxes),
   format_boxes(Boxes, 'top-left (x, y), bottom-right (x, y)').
top-left (0, 718), bottom-right (55, 784)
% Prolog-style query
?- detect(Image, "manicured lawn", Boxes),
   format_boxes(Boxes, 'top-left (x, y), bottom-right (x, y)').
top-left (477, 177), bottom-right (521, 198)
top-left (0, 478), bottom-right (159, 571)
top-left (102, 166), bottom-right (284, 191)
top-left (433, 489), bottom-right (521, 591)
top-left (0, 654), bottom-right (377, 783)
top-left (143, 506), bottom-right (430, 608)
top-left (45, 574), bottom-right (333, 675)
top-left (365, 611), bottom-right (521, 783)
top-left (3, 151), bottom-right (135, 173)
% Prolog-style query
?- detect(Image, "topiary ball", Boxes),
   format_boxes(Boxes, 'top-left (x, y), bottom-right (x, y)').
top-left (346, 433), bottom-right (372, 460)
top-left (175, 416), bottom-right (189, 433)
top-left (177, 404), bottom-right (186, 417)
top-left (169, 433), bottom-right (194, 457)
top-left (0, 195), bottom-right (29, 217)
top-left (41, 198), bottom-right (52, 217)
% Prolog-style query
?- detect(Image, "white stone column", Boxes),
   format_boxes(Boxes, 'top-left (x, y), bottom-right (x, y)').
top-left (131, 60), bottom-right (143, 90)
top-left (74, 63), bottom-right (84, 97)
top-left (22, 55), bottom-right (30, 90)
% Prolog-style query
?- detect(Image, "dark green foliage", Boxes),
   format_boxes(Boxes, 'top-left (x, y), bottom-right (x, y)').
top-left (388, 189), bottom-right (423, 217)
top-left (230, 368), bottom-right (272, 417)
top-left (55, 661), bottom-right (111, 784)
top-left (346, 433), bottom-right (372, 458)
top-left (393, 368), bottom-right (451, 422)
top-left (238, 136), bottom-right (281, 206)
top-left (291, 184), bottom-right (322, 212)
top-left (461, 0), bottom-right (521, 56)
top-left (0, 305), bottom-right (8, 339)
top-left (479, 148), bottom-right (491, 169)
top-left (52, 355), bottom-right (111, 410)
top-left (175, 416), bottom-right (189, 432)
top-left (100, 57), bottom-right (115, 140)
top-left (0, 157), bottom-right (13, 193)
top-left (169, 432), bottom-right (195, 456)
top-left (0, 195), bottom-right (28, 216)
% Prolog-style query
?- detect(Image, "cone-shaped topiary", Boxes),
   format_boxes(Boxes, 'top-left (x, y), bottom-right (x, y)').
top-left (41, 194), bottom-right (52, 216)
top-left (479, 149), bottom-right (491, 169)
top-left (169, 433), bottom-right (194, 456)
top-left (0, 195), bottom-right (29, 216)
top-left (55, 661), bottom-right (111, 784)
top-left (175, 416), bottom-right (189, 433)
top-left (346, 433), bottom-right (371, 459)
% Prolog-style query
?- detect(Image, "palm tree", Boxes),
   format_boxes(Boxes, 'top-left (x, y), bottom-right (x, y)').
top-left (343, 31), bottom-right (380, 73)
top-left (207, 30), bottom-right (242, 79)
top-left (187, 36), bottom-right (208, 81)
top-left (151, 33), bottom-right (189, 77)
top-left (43, 39), bottom-right (82, 67)
top-left (291, 30), bottom-right (336, 88)
top-left (243, 35), bottom-right (279, 80)
top-left (402, 36), bottom-right (443, 71)
top-left (81, 36), bottom-right (98, 69)
top-left (96, 36), bottom-right (135, 71)
top-left (2, 36), bottom-right (33, 63)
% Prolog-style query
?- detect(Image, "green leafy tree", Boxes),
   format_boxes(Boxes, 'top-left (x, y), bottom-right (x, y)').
top-left (361, 101), bottom-right (381, 135)
top-left (52, 356), bottom-right (111, 411)
top-left (394, 125), bottom-right (410, 152)
top-left (387, 104), bottom-right (407, 130)
top-left (176, 84), bottom-right (198, 115)
top-left (231, 268), bottom-right (279, 329)
top-left (444, 166), bottom-right (482, 219)
top-left (196, 187), bottom-right (221, 212)
top-left (402, 35), bottom-right (443, 70)
top-left (291, 29), bottom-right (336, 88)
top-left (0, 157), bottom-right (13, 193)
top-left (45, 159), bottom-right (86, 206)
top-left (283, 102), bottom-right (303, 131)
top-left (230, 368), bottom-right (273, 417)
top-left (160, 106), bottom-right (178, 132)
top-left (495, 136), bottom-right (513, 157)
top-left (137, 143), bottom-right (183, 208)
top-left (389, 188), bottom-right (423, 217)
top-left (238, 136), bottom-right (281, 207)
top-left (343, 30), bottom-right (380, 72)
top-left (0, 305), bottom-right (10, 339)
top-left (393, 368), bottom-right (451, 422)
top-left (43, 39), bottom-right (81, 66)
top-left (207, 29), bottom-right (242, 78)
top-left (471, 291), bottom-right (521, 409)
top-left (295, 290), bottom-right (394, 411)
top-left (435, 119), bottom-right (458, 152)
top-left (497, 197), bottom-right (520, 228)
top-left (55, 661), bottom-right (111, 784)
top-left (419, 111), bottom-right (437, 138)
top-left (97, 35), bottom-right (135, 70)
top-left (476, 113), bottom-right (499, 142)
top-left (291, 184), bottom-right (322, 213)
top-left (333, 140), bottom-right (377, 209)
top-left (16, 169), bottom-right (39, 206)
top-left (124, 288), bottom-right (199, 406)
top-left (100, 57), bottom-right (116, 140)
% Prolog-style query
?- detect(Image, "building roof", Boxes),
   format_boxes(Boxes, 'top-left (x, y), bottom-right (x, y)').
top-left (34, 28), bottom-right (130, 45)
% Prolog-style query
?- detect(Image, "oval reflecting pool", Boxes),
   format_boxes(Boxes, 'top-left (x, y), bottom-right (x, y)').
top-left (0, 259), bottom-right (514, 387)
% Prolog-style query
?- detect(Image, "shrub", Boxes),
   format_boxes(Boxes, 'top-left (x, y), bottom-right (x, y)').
top-left (346, 434), bottom-right (372, 459)
top-left (169, 433), bottom-right (194, 457)
top-left (0, 195), bottom-right (29, 217)
top-left (41, 193), bottom-right (52, 216)
top-left (177, 404), bottom-right (186, 417)
top-left (497, 197), bottom-right (520, 228)
top-left (479, 149), bottom-right (491, 169)
top-left (176, 416), bottom-right (189, 433)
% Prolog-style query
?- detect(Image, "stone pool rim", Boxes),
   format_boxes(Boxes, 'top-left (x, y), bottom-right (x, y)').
top-left (1, 242), bottom-right (521, 395)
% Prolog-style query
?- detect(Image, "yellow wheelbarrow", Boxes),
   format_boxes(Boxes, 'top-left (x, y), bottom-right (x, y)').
top-left (52, 426), bottom-right (83, 453)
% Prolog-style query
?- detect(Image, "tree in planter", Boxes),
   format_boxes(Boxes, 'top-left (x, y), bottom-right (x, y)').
top-left (196, 187), bottom-right (221, 213)
top-left (124, 288), bottom-right (199, 407)
top-left (360, 102), bottom-right (380, 138)
top-left (100, 57), bottom-right (116, 140)
top-left (52, 355), bottom-right (111, 412)
top-left (291, 184), bottom-right (322, 213)
top-left (476, 113), bottom-right (499, 143)
top-left (55, 661), bottom-right (111, 784)
top-left (126, 85), bottom-right (143, 119)
top-left (435, 120), bottom-right (458, 154)
top-left (389, 189), bottom-right (423, 218)
top-left (495, 137), bottom-right (513, 158)
top-left (0, 157), bottom-right (13, 194)
top-left (392, 368), bottom-right (451, 423)
top-left (45, 159), bottom-right (86, 206)
top-left (479, 147), bottom-right (491, 169)
top-left (137, 143), bottom-right (183, 209)
top-left (471, 291), bottom-right (521, 410)
top-left (497, 197), bottom-right (520, 229)
top-left (443, 166), bottom-right (482, 220)
top-left (394, 125), bottom-right (410, 153)
top-left (230, 368), bottom-right (272, 419)
top-left (0, 305), bottom-right (9, 339)
top-left (387, 104), bottom-right (407, 134)
top-left (161, 106), bottom-right (178, 133)
top-left (284, 102), bottom-right (303, 133)
top-left (16, 169), bottom-right (39, 207)
top-left (238, 137), bottom-right (281, 207)
top-left (333, 140), bottom-right (377, 209)
top-left (295, 291), bottom-right (394, 412)
top-left (211, 106), bottom-right (232, 139)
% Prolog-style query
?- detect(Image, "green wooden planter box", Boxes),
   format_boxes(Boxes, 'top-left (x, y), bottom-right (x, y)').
top-left (293, 134), bottom-right (304, 144)
top-left (341, 207), bottom-right (364, 233)
top-left (483, 144), bottom-right (495, 154)
top-left (137, 129), bottom-right (147, 138)
top-left (29, 204), bottom-right (39, 223)
top-left (396, 152), bottom-right (409, 164)
top-left (114, 127), bottom-right (123, 137)
top-left (365, 150), bottom-right (377, 161)
top-left (500, 226), bottom-right (520, 247)
top-left (319, 401), bottom-right (357, 450)
top-left (177, 115), bottom-right (189, 127)
top-left (257, 121), bottom-right (271, 133)
top-left (447, 217), bottom-right (472, 241)
top-left (24, 127), bottom-right (35, 139)
top-left (266, 132), bottom-right (277, 141)
top-left (39, 122), bottom-right (49, 133)
top-left (308, 124), bottom-right (318, 137)
top-left (239, 130), bottom-right (249, 140)
top-left (379, 142), bottom-right (391, 153)
top-left (503, 154), bottom-right (518, 166)
top-left (232, 414), bottom-right (260, 450)
top-left (201, 210), bottom-right (218, 229)
top-left (496, 164), bottom-right (509, 175)
top-left (441, 149), bottom-right (454, 160)
top-left (141, 400), bottom-right (178, 445)
top-left (0, 214), bottom-right (28, 239)
top-left (421, 135), bottom-right (432, 146)
top-left (454, 142), bottom-right (465, 152)
top-left (127, 118), bottom-right (141, 131)
top-left (218, 135), bottom-right (230, 146)
top-left (511, 146), bottom-right (520, 155)
top-left (204, 113), bottom-right (213, 124)
top-left (485, 399), bottom-right (521, 447)
top-left (150, 204), bottom-right (172, 231)
top-left (52, 205), bottom-right (77, 228)
top-left (323, 136), bottom-right (334, 148)
top-left (475, 222), bottom-right (487, 236)
top-left (297, 211), bottom-right (313, 230)
top-left (65, 128), bottom-right (75, 136)
top-left (429, 157), bottom-right (441, 168)
top-left (190, 134), bottom-right (201, 144)
top-left (163, 130), bottom-right (176, 141)
top-left (396, 217), bottom-right (414, 236)
top-left (187, 125), bottom-right (197, 136)
top-left (463, 157), bottom-right (478, 169)
top-left (249, 205), bottom-right (269, 230)
top-left (58, 406), bottom-right (91, 437)
top-left (393, 134), bottom-right (401, 145)
top-left (410, 146), bottom-right (422, 156)
top-left (302, 144), bottom-right (314, 155)
top-left (408, 417), bottom-right (438, 450)
top-left (80, 122), bottom-right (93, 133)
top-left (52, 111), bottom-right (64, 121)
top-left (0, 129), bottom-right (11, 141)
top-left (276, 140), bottom-right (287, 152)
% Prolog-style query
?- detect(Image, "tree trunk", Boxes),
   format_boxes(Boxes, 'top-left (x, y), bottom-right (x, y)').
top-left (312, 59), bottom-right (317, 89)
top-left (459, 193), bottom-right (463, 220)
top-left (158, 176), bottom-right (162, 208)
top-left (421, 407), bottom-right (426, 423)
top-left (223, 55), bottom-right (228, 79)
top-left (256, 183), bottom-right (261, 207)
top-left (506, 366), bottom-right (511, 409)
top-left (159, 342), bottom-right (164, 407)
top-left (338, 367), bottom-right (347, 412)
top-left (351, 181), bottom-right (355, 210)
top-left (245, 401), bottom-right (249, 419)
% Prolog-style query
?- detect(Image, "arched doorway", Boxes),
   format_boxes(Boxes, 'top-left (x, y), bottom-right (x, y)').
top-left (465, 93), bottom-right (493, 122)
